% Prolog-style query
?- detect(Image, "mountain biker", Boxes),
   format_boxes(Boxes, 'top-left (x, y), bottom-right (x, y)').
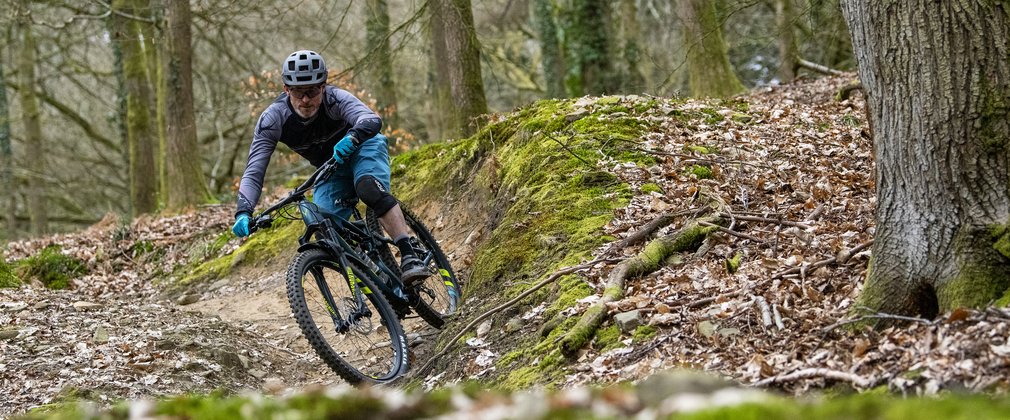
top-left (231, 49), bottom-right (427, 286)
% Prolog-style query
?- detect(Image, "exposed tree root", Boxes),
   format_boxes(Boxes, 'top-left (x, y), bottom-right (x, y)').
top-left (559, 218), bottom-right (721, 356)
top-left (797, 58), bottom-right (847, 77)
top-left (412, 257), bottom-right (615, 377)
top-left (835, 81), bottom-right (863, 101)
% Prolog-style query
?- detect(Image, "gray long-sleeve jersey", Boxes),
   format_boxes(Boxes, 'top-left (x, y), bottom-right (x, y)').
top-left (236, 86), bottom-right (382, 216)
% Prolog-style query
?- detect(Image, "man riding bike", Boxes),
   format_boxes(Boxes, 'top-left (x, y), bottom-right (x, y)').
top-left (232, 49), bottom-right (426, 285)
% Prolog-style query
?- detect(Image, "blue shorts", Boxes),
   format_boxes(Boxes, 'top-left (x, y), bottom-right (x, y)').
top-left (313, 134), bottom-right (391, 220)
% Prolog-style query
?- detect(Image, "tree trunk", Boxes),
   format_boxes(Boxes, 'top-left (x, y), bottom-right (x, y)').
top-left (568, 0), bottom-right (618, 95)
top-left (677, 0), bottom-right (746, 98)
top-left (775, 0), bottom-right (798, 82)
top-left (618, 0), bottom-right (646, 93)
top-left (429, 0), bottom-right (488, 138)
top-left (366, 0), bottom-right (399, 128)
top-left (0, 47), bottom-right (13, 240)
top-left (427, 6), bottom-right (453, 141)
top-left (112, 0), bottom-right (159, 216)
top-left (161, 0), bottom-right (210, 211)
top-left (533, 0), bottom-right (567, 98)
top-left (841, 0), bottom-right (1010, 317)
top-left (16, 13), bottom-right (47, 236)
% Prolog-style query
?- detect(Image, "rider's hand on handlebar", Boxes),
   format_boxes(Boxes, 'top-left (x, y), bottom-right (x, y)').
top-left (332, 134), bottom-right (358, 165)
top-left (232, 213), bottom-right (251, 237)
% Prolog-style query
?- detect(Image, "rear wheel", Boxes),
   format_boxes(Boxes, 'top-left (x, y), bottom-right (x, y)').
top-left (286, 248), bottom-right (408, 384)
top-left (367, 205), bottom-right (461, 328)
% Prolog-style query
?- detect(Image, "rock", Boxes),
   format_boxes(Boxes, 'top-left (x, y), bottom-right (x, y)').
top-left (649, 313), bottom-right (681, 326)
top-left (209, 279), bottom-right (229, 291)
top-left (248, 369), bottom-right (267, 380)
top-left (263, 377), bottom-right (285, 394)
top-left (1, 302), bottom-right (28, 312)
top-left (565, 110), bottom-right (589, 122)
top-left (615, 310), bottom-right (644, 333)
top-left (93, 326), bottom-right (110, 344)
top-left (636, 370), bottom-right (733, 406)
top-left (0, 329), bottom-right (19, 341)
top-left (697, 320), bottom-right (717, 338)
top-left (476, 319), bottom-right (493, 338)
top-left (33, 301), bottom-right (50, 310)
top-left (505, 318), bottom-right (524, 333)
top-left (177, 294), bottom-right (200, 306)
top-left (72, 301), bottom-right (103, 311)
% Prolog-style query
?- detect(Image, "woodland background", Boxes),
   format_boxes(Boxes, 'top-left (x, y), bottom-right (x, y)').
top-left (0, 0), bottom-right (852, 241)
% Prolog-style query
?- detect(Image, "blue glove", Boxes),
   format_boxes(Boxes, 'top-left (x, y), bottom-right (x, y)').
top-left (332, 135), bottom-right (358, 165)
top-left (232, 213), bottom-right (251, 237)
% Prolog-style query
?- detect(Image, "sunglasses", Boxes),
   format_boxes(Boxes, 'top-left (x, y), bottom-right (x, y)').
top-left (288, 85), bottom-right (324, 100)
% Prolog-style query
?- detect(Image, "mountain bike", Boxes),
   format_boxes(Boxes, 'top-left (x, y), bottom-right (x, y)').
top-left (247, 158), bottom-right (462, 384)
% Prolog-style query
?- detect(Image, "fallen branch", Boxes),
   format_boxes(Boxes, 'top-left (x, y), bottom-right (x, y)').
top-left (685, 290), bottom-right (742, 309)
top-left (773, 240), bottom-right (873, 279)
top-left (797, 58), bottom-right (847, 77)
top-left (714, 213), bottom-right (811, 230)
top-left (835, 81), bottom-right (863, 101)
top-left (698, 221), bottom-right (764, 243)
top-left (821, 310), bottom-right (934, 334)
top-left (619, 209), bottom-right (697, 247)
top-left (560, 218), bottom-right (721, 355)
top-left (752, 368), bottom-right (874, 388)
top-left (753, 295), bottom-right (773, 329)
top-left (413, 257), bottom-right (615, 377)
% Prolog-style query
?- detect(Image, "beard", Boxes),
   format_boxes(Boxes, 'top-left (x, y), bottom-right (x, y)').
top-left (293, 104), bottom-right (319, 119)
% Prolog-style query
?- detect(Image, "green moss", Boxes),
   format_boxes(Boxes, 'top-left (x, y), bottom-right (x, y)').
top-left (937, 225), bottom-right (1010, 311)
top-left (725, 252), bottom-right (742, 274)
top-left (640, 183), bottom-right (662, 194)
top-left (545, 275), bottom-right (594, 317)
top-left (685, 145), bottom-right (713, 154)
top-left (0, 257), bottom-right (19, 288)
top-left (682, 393), bottom-right (1010, 420)
top-left (15, 245), bottom-right (87, 290)
top-left (594, 324), bottom-right (623, 352)
top-left (686, 164), bottom-right (714, 179)
top-left (632, 325), bottom-right (657, 342)
top-left (179, 219), bottom-right (302, 285)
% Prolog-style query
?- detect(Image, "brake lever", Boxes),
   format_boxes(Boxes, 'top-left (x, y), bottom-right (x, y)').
top-left (248, 215), bottom-right (273, 234)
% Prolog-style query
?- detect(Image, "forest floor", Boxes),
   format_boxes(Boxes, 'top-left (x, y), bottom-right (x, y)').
top-left (3, 75), bottom-right (1010, 417)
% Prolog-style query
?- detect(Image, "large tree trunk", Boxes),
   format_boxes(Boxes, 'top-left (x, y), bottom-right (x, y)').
top-left (112, 0), bottom-right (159, 216)
top-left (366, 0), bottom-right (399, 129)
top-left (841, 1), bottom-right (1010, 317)
top-left (618, 0), bottom-right (646, 93)
top-left (775, 0), bottom-right (798, 82)
top-left (0, 47), bottom-right (13, 240)
top-left (677, 0), bottom-right (745, 98)
top-left (429, 0), bottom-right (488, 138)
top-left (568, 0), bottom-right (618, 95)
top-left (161, 0), bottom-right (210, 211)
top-left (533, 0), bottom-right (567, 98)
top-left (16, 13), bottom-right (47, 236)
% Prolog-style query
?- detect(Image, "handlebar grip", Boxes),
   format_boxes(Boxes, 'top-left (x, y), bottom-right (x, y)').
top-left (248, 215), bottom-right (273, 234)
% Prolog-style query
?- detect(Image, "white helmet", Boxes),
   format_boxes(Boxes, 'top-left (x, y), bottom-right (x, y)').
top-left (281, 50), bottom-right (327, 86)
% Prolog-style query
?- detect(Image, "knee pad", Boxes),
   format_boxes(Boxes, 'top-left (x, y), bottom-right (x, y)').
top-left (355, 176), bottom-right (398, 216)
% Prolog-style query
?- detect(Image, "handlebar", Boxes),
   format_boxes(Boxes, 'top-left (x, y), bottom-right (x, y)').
top-left (246, 158), bottom-right (339, 234)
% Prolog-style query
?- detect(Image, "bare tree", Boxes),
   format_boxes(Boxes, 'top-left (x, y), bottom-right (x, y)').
top-left (0, 38), bottom-right (12, 240)
top-left (775, 0), bottom-right (798, 82)
top-left (841, 0), bottom-right (1010, 318)
top-left (15, 6), bottom-right (47, 235)
top-left (533, 0), bottom-right (567, 98)
top-left (429, 0), bottom-right (488, 138)
top-left (111, 0), bottom-right (158, 216)
top-left (567, 0), bottom-right (618, 95)
top-left (677, 0), bottom-right (745, 98)
top-left (366, 0), bottom-right (399, 127)
top-left (161, 0), bottom-right (210, 211)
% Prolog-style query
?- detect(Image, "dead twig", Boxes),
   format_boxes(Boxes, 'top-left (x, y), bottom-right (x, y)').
top-left (821, 310), bottom-right (934, 334)
top-left (413, 257), bottom-right (616, 376)
top-left (618, 209), bottom-right (697, 247)
top-left (699, 221), bottom-right (764, 243)
top-left (752, 368), bottom-right (873, 388)
top-left (715, 213), bottom-right (812, 230)
top-left (753, 296), bottom-right (773, 329)
top-left (685, 290), bottom-right (743, 309)
top-left (774, 240), bottom-right (873, 279)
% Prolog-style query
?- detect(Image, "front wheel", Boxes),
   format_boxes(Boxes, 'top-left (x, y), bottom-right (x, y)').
top-left (367, 205), bottom-right (462, 329)
top-left (286, 248), bottom-right (408, 384)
